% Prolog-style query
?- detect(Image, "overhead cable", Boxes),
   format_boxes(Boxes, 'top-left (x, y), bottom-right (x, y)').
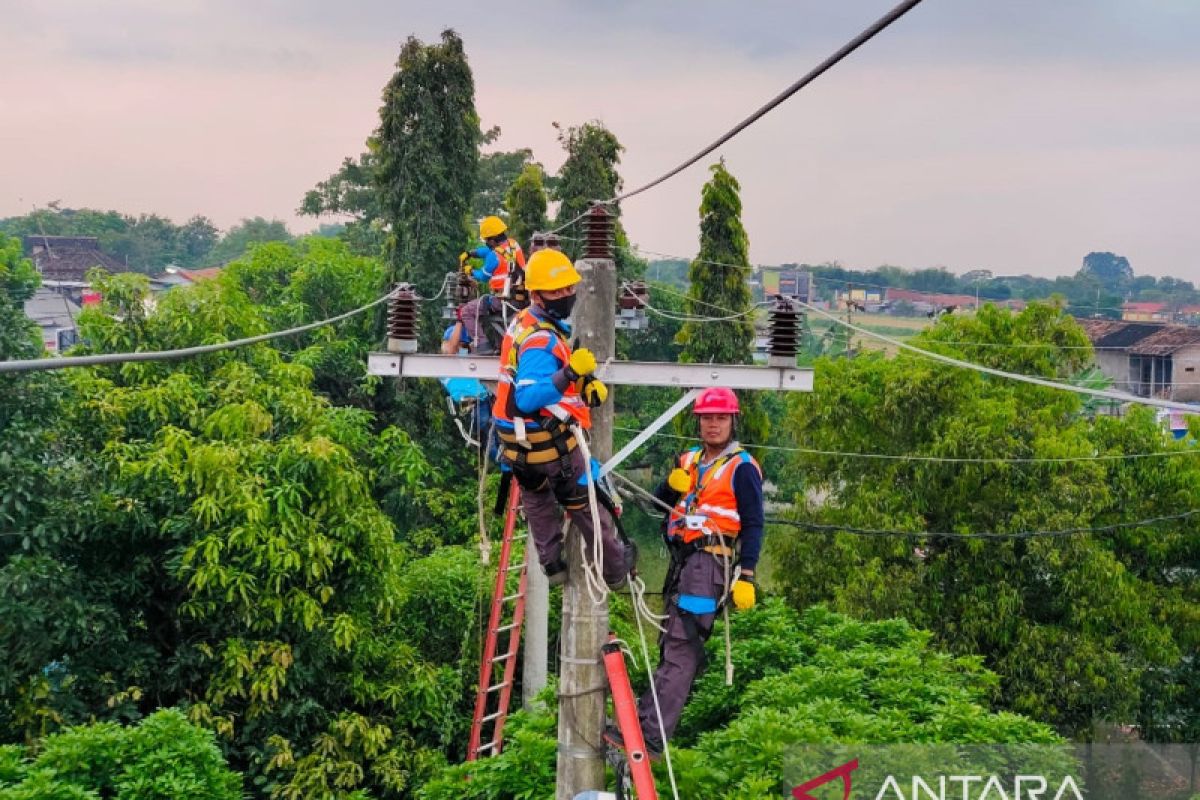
top-left (0, 287), bottom-right (399, 374)
top-left (549, 0), bottom-right (926, 234)
top-left (610, 0), bottom-right (926, 203)
top-left (610, 473), bottom-right (1200, 540)
top-left (611, 426), bottom-right (1199, 465)
top-left (800, 301), bottom-right (1199, 412)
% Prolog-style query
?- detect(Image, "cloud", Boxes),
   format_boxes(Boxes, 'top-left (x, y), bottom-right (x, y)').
top-left (2, 1), bottom-right (1198, 277)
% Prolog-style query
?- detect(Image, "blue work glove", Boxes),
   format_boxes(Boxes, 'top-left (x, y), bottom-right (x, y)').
top-left (576, 457), bottom-right (604, 486)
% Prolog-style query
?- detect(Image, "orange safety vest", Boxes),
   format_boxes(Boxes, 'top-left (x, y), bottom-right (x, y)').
top-left (492, 309), bottom-right (590, 430)
top-left (666, 445), bottom-right (761, 544)
top-left (489, 239), bottom-right (527, 294)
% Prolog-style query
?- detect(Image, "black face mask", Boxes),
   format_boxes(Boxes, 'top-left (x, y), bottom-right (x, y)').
top-left (542, 294), bottom-right (577, 321)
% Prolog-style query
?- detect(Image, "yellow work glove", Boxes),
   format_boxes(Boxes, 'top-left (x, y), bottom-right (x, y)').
top-left (579, 376), bottom-right (608, 408)
top-left (667, 468), bottom-right (692, 494)
top-left (731, 577), bottom-right (756, 611)
top-left (459, 252), bottom-right (472, 274)
top-left (567, 347), bottom-right (597, 379)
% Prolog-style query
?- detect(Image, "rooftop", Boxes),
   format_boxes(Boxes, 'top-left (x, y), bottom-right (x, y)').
top-left (23, 235), bottom-right (125, 282)
top-left (1128, 326), bottom-right (1200, 357)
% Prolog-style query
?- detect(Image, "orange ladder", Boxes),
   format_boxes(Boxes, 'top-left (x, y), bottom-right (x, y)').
top-left (467, 486), bottom-right (527, 760)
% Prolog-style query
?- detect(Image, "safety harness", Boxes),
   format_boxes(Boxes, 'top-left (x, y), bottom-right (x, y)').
top-left (494, 319), bottom-right (581, 471)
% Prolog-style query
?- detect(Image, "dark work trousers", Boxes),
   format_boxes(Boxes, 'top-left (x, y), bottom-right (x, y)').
top-left (512, 445), bottom-right (627, 586)
top-left (637, 550), bottom-right (729, 746)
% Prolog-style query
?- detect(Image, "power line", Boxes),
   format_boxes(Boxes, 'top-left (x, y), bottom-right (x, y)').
top-left (768, 509), bottom-right (1200, 540)
top-left (550, 0), bottom-right (926, 233)
top-left (611, 0), bottom-right (927, 203)
top-left (0, 287), bottom-right (399, 374)
top-left (610, 472), bottom-right (1200, 540)
top-left (799, 301), bottom-right (1199, 412)
top-left (611, 426), bottom-right (1199, 465)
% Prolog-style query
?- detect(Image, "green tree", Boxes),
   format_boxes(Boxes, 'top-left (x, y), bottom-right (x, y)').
top-left (0, 271), bottom-right (482, 797)
top-left (0, 709), bottom-right (241, 800)
top-left (299, 149), bottom-right (387, 256)
top-left (1079, 251), bottom-right (1133, 292)
top-left (473, 146), bottom-right (534, 222)
top-left (419, 602), bottom-right (1063, 800)
top-left (772, 305), bottom-right (1197, 738)
top-left (207, 217), bottom-right (293, 264)
top-left (676, 160), bottom-right (768, 448)
top-left (502, 163), bottom-right (548, 250)
top-left (376, 29), bottom-right (480, 296)
top-left (552, 121), bottom-right (645, 281)
top-left (175, 216), bottom-right (220, 267)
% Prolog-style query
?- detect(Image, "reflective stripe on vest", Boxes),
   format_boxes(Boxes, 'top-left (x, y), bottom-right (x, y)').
top-left (489, 239), bottom-right (527, 294)
top-left (491, 310), bottom-right (590, 429)
top-left (667, 445), bottom-right (761, 543)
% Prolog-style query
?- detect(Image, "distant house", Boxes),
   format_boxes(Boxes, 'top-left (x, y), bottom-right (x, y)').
top-left (1080, 320), bottom-right (1200, 402)
top-left (1121, 301), bottom-right (1169, 322)
top-left (24, 235), bottom-right (125, 282)
top-left (24, 287), bottom-right (81, 354)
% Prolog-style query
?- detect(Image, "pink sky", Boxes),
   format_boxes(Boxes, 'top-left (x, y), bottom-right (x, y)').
top-left (3, 1), bottom-right (1198, 279)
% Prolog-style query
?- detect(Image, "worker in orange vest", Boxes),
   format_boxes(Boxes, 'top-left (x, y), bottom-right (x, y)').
top-left (605, 387), bottom-right (763, 759)
top-left (491, 248), bottom-right (635, 589)
top-left (462, 216), bottom-right (527, 299)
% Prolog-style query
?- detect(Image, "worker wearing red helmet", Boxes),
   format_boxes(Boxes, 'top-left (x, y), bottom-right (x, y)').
top-left (606, 386), bottom-right (764, 759)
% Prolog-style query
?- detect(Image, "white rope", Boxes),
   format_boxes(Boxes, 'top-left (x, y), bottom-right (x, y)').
top-left (624, 595), bottom-right (682, 800)
top-left (574, 427), bottom-right (611, 606)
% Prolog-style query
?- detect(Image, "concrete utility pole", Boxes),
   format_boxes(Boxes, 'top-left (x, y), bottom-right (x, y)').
top-left (556, 205), bottom-right (616, 800)
top-left (522, 530), bottom-right (548, 710)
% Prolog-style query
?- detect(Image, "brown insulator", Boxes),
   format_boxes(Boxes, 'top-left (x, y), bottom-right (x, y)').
top-left (767, 295), bottom-right (802, 366)
top-left (387, 283), bottom-right (419, 354)
top-left (619, 281), bottom-right (648, 311)
top-left (581, 204), bottom-right (614, 260)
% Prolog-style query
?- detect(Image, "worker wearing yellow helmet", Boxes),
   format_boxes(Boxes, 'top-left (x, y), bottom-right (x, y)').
top-left (461, 215), bottom-right (527, 297)
top-left (491, 249), bottom-right (634, 589)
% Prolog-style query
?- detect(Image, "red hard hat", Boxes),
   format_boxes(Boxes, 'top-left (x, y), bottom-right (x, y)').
top-left (693, 387), bottom-right (739, 415)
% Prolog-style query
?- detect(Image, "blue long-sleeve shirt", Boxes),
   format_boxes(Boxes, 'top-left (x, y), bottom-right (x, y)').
top-left (470, 245), bottom-right (500, 283)
top-left (654, 450), bottom-right (765, 571)
top-left (505, 307), bottom-right (573, 426)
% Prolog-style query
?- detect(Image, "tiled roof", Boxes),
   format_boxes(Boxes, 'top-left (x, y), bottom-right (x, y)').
top-left (1081, 320), bottom-right (1166, 349)
top-left (1127, 326), bottom-right (1200, 356)
top-left (23, 235), bottom-right (125, 282)
top-left (178, 267), bottom-right (222, 282)
top-left (1122, 301), bottom-right (1168, 313)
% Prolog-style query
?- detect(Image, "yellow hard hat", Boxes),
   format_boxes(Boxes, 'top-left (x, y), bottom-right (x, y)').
top-left (524, 249), bottom-right (581, 291)
top-left (480, 216), bottom-right (507, 240)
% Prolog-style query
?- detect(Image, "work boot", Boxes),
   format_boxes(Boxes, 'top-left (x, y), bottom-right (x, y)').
top-left (605, 541), bottom-right (638, 591)
top-left (603, 724), bottom-right (663, 762)
top-left (543, 557), bottom-right (568, 587)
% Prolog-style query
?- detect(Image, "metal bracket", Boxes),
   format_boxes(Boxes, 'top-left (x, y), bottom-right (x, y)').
top-left (368, 353), bottom-right (813, 391)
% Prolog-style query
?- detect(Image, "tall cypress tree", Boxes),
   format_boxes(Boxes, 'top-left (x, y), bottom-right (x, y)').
top-left (376, 30), bottom-right (480, 296)
top-left (552, 121), bottom-right (644, 280)
top-left (503, 164), bottom-right (548, 250)
top-left (678, 160), bottom-right (768, 448)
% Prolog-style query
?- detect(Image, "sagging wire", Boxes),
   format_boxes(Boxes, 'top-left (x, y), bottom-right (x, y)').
top-left (799, 300), bottom-right (1200, 413)
top-left (0, 285), bottom-right (403, 374)
top-left (612, 425), bottom-right (1200, 465)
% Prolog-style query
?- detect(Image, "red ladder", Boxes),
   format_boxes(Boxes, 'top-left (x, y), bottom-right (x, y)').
top-left (467, 486), bottom-right (527, 761)
top-left (602, 634), bottom-right (659, 799)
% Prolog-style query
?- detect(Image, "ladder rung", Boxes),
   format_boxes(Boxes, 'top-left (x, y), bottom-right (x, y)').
top-left (506, 562), bottom-right (526, 572)
top-left (495, 622), bottom-right (519, 633)
top-left (502, 592), bottom-right (523, 602)
top-left (491, 652), bottom-right (513, 663)
top-left (476, 741), bottom-right (497, 753)
top-left (481, 711), bottom-right (502, 723)
top-left (487, 681), bottom-right (509, 692)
